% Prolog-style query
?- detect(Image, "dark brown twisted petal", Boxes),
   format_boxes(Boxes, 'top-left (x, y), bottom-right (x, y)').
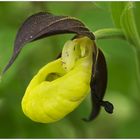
top-left (83, 48), bottom-right (114, 122)
top-left (2, 12), bottom-right (95, 74)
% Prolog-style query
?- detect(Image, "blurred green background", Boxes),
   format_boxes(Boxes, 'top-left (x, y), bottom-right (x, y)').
top-left (0, 1), bottom-right (140, 138)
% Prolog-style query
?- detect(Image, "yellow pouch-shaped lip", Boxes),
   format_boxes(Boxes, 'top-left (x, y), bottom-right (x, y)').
top-left (22, 37), bottom-right (93, 123)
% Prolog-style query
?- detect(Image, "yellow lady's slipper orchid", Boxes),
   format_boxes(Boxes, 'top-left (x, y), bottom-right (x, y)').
top-left (22, 37), bottom-right (94, 123)
top-left (3, 12), bottom-right (113, 123)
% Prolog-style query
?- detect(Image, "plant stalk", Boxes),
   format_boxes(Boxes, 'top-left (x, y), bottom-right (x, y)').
top-left (94, 28), bottom-right (125, 40)
top-left (94, 28), bottom-right (140, 94)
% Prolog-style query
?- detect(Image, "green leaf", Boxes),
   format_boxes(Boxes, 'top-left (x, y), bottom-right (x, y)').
top-left (120, 2), bottom-right (140, 48)
top-left (133, 2), bottom-right (140, 43)
top-left (110, 2), bottom-right (126, 28)
top-left (111, 2), bottom-right (140, 48)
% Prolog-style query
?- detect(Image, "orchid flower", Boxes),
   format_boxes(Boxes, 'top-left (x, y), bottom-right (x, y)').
top-left (2, 12), bottom-right (113, 123)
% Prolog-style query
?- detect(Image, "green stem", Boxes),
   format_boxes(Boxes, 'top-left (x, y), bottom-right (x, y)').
top-left (94, 28), bottom-right (140, 96)
top-left (94, 28), bottom-right (125, 40)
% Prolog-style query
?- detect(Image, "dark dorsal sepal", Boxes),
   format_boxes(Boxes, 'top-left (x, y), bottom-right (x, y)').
top-left (2, 12), bottom-right (95, 75)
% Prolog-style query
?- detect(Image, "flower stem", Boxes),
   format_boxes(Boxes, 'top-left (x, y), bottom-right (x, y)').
top-left (94, 28), bottom-right (125, 40)
top-left (94, 28), bottom-right (140, 96)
